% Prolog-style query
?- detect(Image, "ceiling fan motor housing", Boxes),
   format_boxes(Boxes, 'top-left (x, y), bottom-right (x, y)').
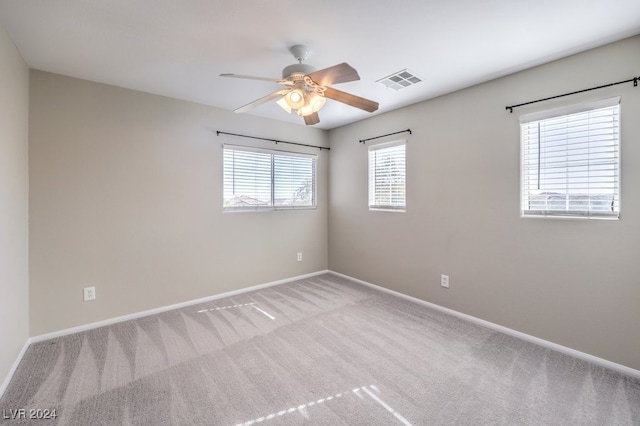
top-left (282, 63), bottom-right (315, 81)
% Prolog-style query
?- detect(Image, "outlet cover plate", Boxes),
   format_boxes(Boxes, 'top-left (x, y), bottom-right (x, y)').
top-left (441, 275), bottom-right (449, 288)
top-left (84, 286), bottom-right (96, 301)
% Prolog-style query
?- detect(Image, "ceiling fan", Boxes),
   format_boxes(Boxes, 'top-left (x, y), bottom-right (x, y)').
top-left (221, 45), bottom-right (379, 125)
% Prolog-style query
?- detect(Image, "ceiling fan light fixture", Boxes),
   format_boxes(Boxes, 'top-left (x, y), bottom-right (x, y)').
top-left (312, 95), bottom-right (326, 111)
top-left (276, 96), bottom-right (292, 113)
top-left (289, 91), bottom-right (302, 103)
top-left (285, 88), bottom-right (305, 109)
top-left (296, 92), bottom-right (326, 117)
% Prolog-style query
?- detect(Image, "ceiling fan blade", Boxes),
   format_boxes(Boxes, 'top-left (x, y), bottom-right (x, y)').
top-left (234, 89), bottom-right (290, 113)
top-left (323, 87), bottom-right (379, 113)
top-left (303, 112), bottom-right (320, 125)
top-left (307, 63), bottom-right (360, 86)
top-left (220, 73), bottom-right (287, 84)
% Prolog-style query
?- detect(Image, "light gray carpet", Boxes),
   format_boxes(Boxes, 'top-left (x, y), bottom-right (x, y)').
top-left (1, 273), bottom-right (639, 425)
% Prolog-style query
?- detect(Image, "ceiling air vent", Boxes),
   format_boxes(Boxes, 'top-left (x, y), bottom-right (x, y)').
top-left (376, 69), bottom-right (422, 90)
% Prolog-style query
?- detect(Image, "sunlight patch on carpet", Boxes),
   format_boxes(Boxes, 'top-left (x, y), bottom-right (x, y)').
top-left (235, 385), bottom-right (412, 426)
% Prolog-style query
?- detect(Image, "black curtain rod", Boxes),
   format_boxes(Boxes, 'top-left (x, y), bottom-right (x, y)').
top-left (359, 129), bottom-right (412, 144)
top-left (216, 131), bottom-right (329, 151)
top-left (506, 75), bottom-right (639, 113)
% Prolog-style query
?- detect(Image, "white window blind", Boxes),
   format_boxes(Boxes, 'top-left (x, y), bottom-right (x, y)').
top-left (223, 145), bottom-right (316, 211)
top-left (520, 98), bottom-right (620, 219)
top-left (368, 140), bottom-right (406, 211)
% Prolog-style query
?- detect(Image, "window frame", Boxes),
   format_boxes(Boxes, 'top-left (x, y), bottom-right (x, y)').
top-left (368, 139), bottom-right (407, 212)
top-left (519, 97), bottom-right (620, 220)
top-left (223, 144), bottom-right (317, 212)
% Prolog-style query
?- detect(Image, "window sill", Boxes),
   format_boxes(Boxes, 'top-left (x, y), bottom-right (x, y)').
top-left (369, 208), bottom-right (406, 213)
top-left (521, 213), bottom-right (619, 221)
top-left (224, 206), bottom-right (317, 213)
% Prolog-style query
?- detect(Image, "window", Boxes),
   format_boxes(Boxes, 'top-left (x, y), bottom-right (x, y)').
top-left (520, 97), bottom-right (620, 219)
top-left (223, 145), bottom-right (316, 211)
top-left (368, 140), bottom-right (406, 211)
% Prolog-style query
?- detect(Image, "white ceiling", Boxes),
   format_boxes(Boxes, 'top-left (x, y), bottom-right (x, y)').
top-left (1, 0), bottom-right (639, 130)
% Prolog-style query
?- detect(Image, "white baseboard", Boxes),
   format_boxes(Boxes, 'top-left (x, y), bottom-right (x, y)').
top-left (3, 271), bottom-right (327, 398)
top-left (31, 270), bottom-right (329, 344)
top-left (0, 338), bottom-right (32, 400)
top-left (329, 270), bottom-right (640, 380)
top-left (6, 268), bottom-right (636, 400)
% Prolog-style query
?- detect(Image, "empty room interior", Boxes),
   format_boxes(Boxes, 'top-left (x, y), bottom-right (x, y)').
top-left (1, 1), bottom-right (640, 424)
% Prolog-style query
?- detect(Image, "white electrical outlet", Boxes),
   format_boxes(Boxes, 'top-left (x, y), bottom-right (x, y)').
top-left (83, 286), bottom-right (96, 302)
top-left (297, 252), bottom-right (303, 262)
top-left (441, 275), bottom-right (449, 288)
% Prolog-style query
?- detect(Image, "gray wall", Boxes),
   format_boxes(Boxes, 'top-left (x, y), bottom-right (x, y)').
top-left (328, 35), bottom-right (640, 370)
top-left (0, 25), bottom-right (29, 386)
top-left (29, 71), bottom-right (329, 335)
